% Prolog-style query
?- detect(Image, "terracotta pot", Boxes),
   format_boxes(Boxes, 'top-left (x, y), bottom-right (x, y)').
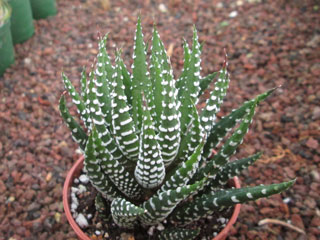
top-left (63, 156), bottom-right (241, 240)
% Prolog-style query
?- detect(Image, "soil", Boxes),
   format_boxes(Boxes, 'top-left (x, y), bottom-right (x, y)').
top-left (0, 0), bottom-right (319, 239)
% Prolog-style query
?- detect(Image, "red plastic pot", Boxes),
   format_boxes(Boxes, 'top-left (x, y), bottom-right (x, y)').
top-left (63, 156), bottom-right (241, 240)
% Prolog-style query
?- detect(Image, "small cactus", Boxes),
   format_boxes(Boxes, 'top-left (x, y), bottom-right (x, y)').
top-left (60, 17), bottom-right (294, 239)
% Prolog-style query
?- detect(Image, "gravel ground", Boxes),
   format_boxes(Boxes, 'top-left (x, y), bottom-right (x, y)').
top-left (0, 0), bottom-right (319, 239)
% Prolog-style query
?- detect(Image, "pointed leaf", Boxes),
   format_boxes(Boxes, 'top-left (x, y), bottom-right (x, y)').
top-left (178, 28), bottom-right (202, 137)
top-left (111, 54), bottom-right (140, 161)
top-left (119, 57), bottom-right (133, 106)
top-left (87, 71), bottom-right (124, 161)
top-left (179, 26), bottom-right (202, 101)
top-left (90, 127), bottom-right (142, 199)
top-left (156, 61), bottom-right (181, 166)
top-left (139, 179), bottom-right (205, 225)
top-left (134, 94), bottom-right (165, 189)
top-left (84, 131), bottom-right (121, 200)
top-left (176, 39), bottom-right (191, 95)
top-left (176, 99), bottom-right (203, 164)
top-left (80, 68), bottom-right (87, 101)
top-left (209, 153), bottom-right (262, 188)
top-left (158, 228), bottom-right (200, 240)
top-left (59, 95), bottom-right (87, 151)
top-left (95, 34), bottom-right (114, 125)
top-left (195, 99), bottom-right (257, 181)
top-left (131, 16), bottom-right (152, 130)
top-left (62, 73), bottom-right (91, 129)
top-left (198, 71), bottom-right (218, 97)
top-left (202, 88), bottom-right (276, 160)
top-left (111, 197), bottom-right (146, 228)
top-left (200, 61), bottom-right (230, 134)
top-left (170, 180), bottom-right (295, 225)
top-left (159, 141), bottom-right (204, 193)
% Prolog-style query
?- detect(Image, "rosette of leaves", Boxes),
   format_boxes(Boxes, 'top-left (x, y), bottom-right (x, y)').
top-left (60, 17), bottom-right (295, 239)
top-left (0, 0), bottom-right (11, 27)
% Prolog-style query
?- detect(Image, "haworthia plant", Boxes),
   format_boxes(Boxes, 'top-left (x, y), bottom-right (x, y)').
top-left (60, 18), bottom-right (295, 239)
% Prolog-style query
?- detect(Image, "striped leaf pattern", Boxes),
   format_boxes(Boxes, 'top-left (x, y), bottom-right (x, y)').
top-left (60, 18), bottom-right (294, 237)
top-left (111, 197), bottom-right (146, 228)
top-left (170, 180), bottom-right (295, 225)
top-left (158, 228), bottom-right (200, 240)
top-left (110, 55), bottom-right (139, 161)
top-left (134, 94), bottom-right (165, 189)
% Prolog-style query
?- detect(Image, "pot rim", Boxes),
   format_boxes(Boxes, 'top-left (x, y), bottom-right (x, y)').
top-left (63, 156), bottom-right (241, 240)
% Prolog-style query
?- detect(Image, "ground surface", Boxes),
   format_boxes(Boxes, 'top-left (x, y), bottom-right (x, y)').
top-left (0, 0), bottom-right (319, 239)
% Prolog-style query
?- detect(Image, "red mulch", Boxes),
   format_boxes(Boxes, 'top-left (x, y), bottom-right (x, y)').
top-left (0, 0), bottom-right (319, 239)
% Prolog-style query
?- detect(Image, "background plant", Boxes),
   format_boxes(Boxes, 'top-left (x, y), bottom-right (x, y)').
top-left (60, 17), bottom-right (294, 239)
top-left (0, 0), bottom-right (11, 27)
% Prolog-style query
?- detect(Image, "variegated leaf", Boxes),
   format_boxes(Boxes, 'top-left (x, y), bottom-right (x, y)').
top-left (170, 180), bottom-right (295, 225)
top-left (95, 34), bottom-right (114, 125)
top-left (84, 130), bottom-right (121, 200)
top-left (139, 179), bottom-right (205, 225)
top-left (202, 88), bottom-right (276, 161)
top-left (158, 227), bottom-right (200, 240)
top-left (200, 56), bottom-right (230, 134)
top-left (87, 71), bottom-right (124, 161)
top-left (209, 153), bottom-right (262, 188)
top-left (195, 99), bottom-right (258, 181)
top-left (131, 16), bottom-right (153, 131)
top-left (134, 94), bottom-right (165, 189)
top-left (90, 127), bottom-right (142, 200)
top-left (111, 197), bottom-right (146, 228)
top-left (110, 54), bottom-right (139, 161)
top-left (59, 95), bottom-right (87, 151)
top-left (62, 72), bottom-right (91, 129)
top-left (159, 141), bottom-right (204, 193)
top-left (198, 71), bottom-right (218, 97)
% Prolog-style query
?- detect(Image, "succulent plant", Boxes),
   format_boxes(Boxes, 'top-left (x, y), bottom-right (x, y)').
top-left (60, 17), bottom-right (294, 239)
top-left (0, 0), bottom-right (11, 27)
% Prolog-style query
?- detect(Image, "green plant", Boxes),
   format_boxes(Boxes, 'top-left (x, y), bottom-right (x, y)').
top-left (0, 0), bottom-right (11, 27)
top-left (60, 17), bottom-right (294, 239)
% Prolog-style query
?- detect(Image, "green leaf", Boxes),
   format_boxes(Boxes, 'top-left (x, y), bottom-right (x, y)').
top-left (178, 27), bottom-right (202, 138)
top-left (195, 99), bottom-right (258, 181)
top-left (179, 26), bottom-right (202, 101)
top-left (150, 52), bottom-right (165, 129)
top-left (84, 131), bottom-right (122, 200)
top-left (134, 94), bottom-right (165, 189)
top-left (198, 71), bottom-right (218, 97)
top-left (86, 71), bottom-right (124, 161)
top-left (200, 62), bottom-right (230, 134)
top-left (170, 180), bottom-right (295, 225)
top-left (131, 16), bottom-right (152, 131)
top-left (139, 179), bottom-right (206, 225)
top-left (176, 39), bottom-right (191, 95)
top-left (111, 197), bottom-right (146, 228)
top-left (209, 153), bottom-right (262, 188)
top-left (119, 57), bottom-right (133, 106)
top-left (155, 61), bottom-right (181, 166)
top-left (110, 54), bottom-right (140, 161)
top-left (159, 141), bottom-right (204, 193)
top-left (62, 72), bottom-right (91, 129)
top-left (80, 68), bottom-right (88, 103)
top-left (176, 98), bottom-right (203, 164)
top-left (150, 26), bottom-right (175, 129)
top-left (158, 227), bottom-right (200, 240)
top-left (90, 127), bottom-right (142, 200)
top-left (59, 95), bottom-right (87, 151)
top-left (95, 34), bottom-right (114, 125)
top-left (202, 88), bottom-right (276, 160)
